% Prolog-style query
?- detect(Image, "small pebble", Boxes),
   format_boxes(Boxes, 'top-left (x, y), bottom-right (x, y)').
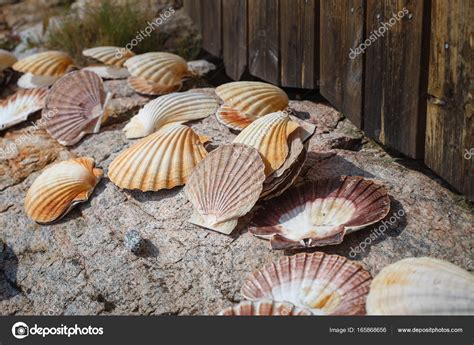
top-left (124, 229), bottom-right (143, 253)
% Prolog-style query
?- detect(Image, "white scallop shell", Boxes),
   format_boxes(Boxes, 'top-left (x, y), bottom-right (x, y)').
top-left (17, 73), bottom-right (60, 89)
top-left (366, 257), bottom-right (474, 315)
top-left (184, 143), bottom-right (266, 235)
top-left (82, 65), bottom-right (130, 79)
top-left (108, 124), bottom-right (208, 191)
top-left (124, 52), bottom-right (188, 84)
top-left (0, 88), bottom-right (47, 130)
top-left (241, 252), bottom-right (372, 315)
top-left (123, 91), bottom-right (218, 139)
top-left (25, 157), bottom-right (103, 224)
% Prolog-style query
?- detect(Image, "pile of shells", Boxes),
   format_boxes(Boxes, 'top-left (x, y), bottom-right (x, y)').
top-left (0, 46), bottom-right (470, 317)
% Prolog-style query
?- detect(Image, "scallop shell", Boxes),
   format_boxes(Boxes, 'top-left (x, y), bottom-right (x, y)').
top-left (250, 176), bottom-right (390, 250)
top-left (233, 111), bottom-right (300, 176)
top-left (241, 252), bottom-right (372, 315)
top-left (82, 66), bottom-right (130, 79)
top-left (0, 49), bottom-right (17, 71)
top-left (0, 88), bottom-right (47, 130)
top-left (218, 300), bottom-right (311, 316)
top-left (108, 124), bottom-right (208, 191)
top-left (260, 128), bottom-right (308, 200)
top-left (12, 51), bottom-right (74, 77)
top-left (127, 76), bottom-right (181, 96)
top-left (366, 257), bottom-right (474, 315)
top-left (124, 52), bottom-right (188, 85)
top-left (17, 73), bottom-right (60, 89)
top-left (82, 46), bottom-right (134, 67)
top-left (42, 70), bottom-right (111, 146)
top-left (25, 157), bottom-right (103, 224)
top-left (215, 81), bottom-right (289, 130)
top-left (123, 91), bottom-right (218, 139)
top-left (184, 143), bottom-right (266, 235)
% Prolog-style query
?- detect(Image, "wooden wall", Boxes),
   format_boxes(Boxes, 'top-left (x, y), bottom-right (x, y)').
top-left (184, 0), bottom-right (473, 201)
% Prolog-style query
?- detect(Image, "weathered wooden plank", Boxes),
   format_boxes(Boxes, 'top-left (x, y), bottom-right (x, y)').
top-left (222, 0), bottom-right (247, 80)
top-left (364, 0), bottom-right (429, 159)
top-left (280, 0), bottom-right (318, 89)
top-left (248, 0), bottom-right (280, 84)
top-left (425, 0), bottom-right (473, 200)
top-left (200, 0), bottom-right (222, 57)
top-left (183, 0), bottom-right (202, 31)
top-left (320, 0), bottom-right (365, 128)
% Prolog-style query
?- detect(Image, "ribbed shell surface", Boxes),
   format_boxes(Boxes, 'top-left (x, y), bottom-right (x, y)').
top-left (241, 252), bottom-right (372, 315)
top-left (24, 157), bottom-right (103, 223)
top-left (215, 81), bottom-right (289, 117)
top-left (12, 51), bottom-right (74, 77)
top-left (123, 91), bottom-right (218, 138)
top-left (124, 52), bottom-right (188, 84)
top-left (127, 76), bottom-right (182, 96)
top-left (108, 124), bottom-right (208, 191)
top-left (184, 143), bottom-right (266, 234)
top-left (0, 88), bottom-right (47, 130)
top-left (233, 111), bottom-right (299, 176)
top-left (82, 46), bottom-right (134, 67)
top-left (218, 300), bottom-right (311, 316)
top-left (366, 257), bottom-right (474, 315)
top-left (42, 70), bottom-right (109, 146)
top-left (250, 176), bottom-right (390, 249)
top-left (82, 66), bottom-right (130, 79)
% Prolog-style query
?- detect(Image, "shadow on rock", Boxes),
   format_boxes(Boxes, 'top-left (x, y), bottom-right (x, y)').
top-left (0, 242), bottom-right (21, 301)
top-left (137, 239), bottom-right (160, 258)
top-left (302, 152), bottom-right (375, 179)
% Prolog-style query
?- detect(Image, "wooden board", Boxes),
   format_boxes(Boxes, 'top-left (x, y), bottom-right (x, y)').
top-left (425, 0), bottom-right (473, 200)
top-left (183, 0), bottom-right (202, 31)
top-left (200, 0), bottom-right (222, 57)
top-left (280, 0), bottom-right (318, 89)
top-left (248, 0), bottom-right (280, 84)
top-left (364, 0), bottom-right (429, 159)
top-left (222, 0), bottom-right (247, 80)
top-left (320, 0), bottom-right (365, 128)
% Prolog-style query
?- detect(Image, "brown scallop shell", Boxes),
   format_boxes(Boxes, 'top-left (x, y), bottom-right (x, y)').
top-left (218, 300), bottom-right (311, 316)
top-left (241, 252), bottom-right (372, 315)
top-left (82, 46), bottom-right (135, 67)
top-left (127, 76), bottom-right (182, 96)
top-left (184, 143), bottom-right (266, 235)
top-left (250, 176), bottom-right (390, 249)
top-left (12, 51), bottom-right (74, 77)
top-left (41, 70), bottom-right (111, 146)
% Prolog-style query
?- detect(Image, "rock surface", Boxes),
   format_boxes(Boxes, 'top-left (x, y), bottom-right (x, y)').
top-left (0, 80), bottom-right (473, 316)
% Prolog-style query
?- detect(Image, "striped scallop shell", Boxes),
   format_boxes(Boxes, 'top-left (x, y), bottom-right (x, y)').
top-left (108, 124), bottom-right (208, 191)
top-left (124, 52), bottom-right (188, 85)
top-left (42, 70), bottom-right (111, 146)
top-left (218, 300), bottom-right (311, 316)
top-left (0, 88), bottom-right (47, 130)
top-left (127, 76), bottom-right (181, 96)
top-left (25, 157), bottom-right (103, 224)
top-left (233, 111), bottom-right (300, 176)
top-left (17, 73), bottom-right (60, 89)
top-left (0, 49), bottom-right (17, 71)
top-left (123, 91), bottom-right (218, 139)
top-left (82, 46), bottom-right (134, 67)
top-left (241, 252), bottom-right (372, 315)
top-left (184, 143), bottom-right (266, 235)
top-left (250, 176), bottom-right (390, 250)
top-left (366, 257), bottom-right (474, 315)
top-left (12, 51), bottom-right (74, 77)
top-left (215, 81), bottom-right (289, 130)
